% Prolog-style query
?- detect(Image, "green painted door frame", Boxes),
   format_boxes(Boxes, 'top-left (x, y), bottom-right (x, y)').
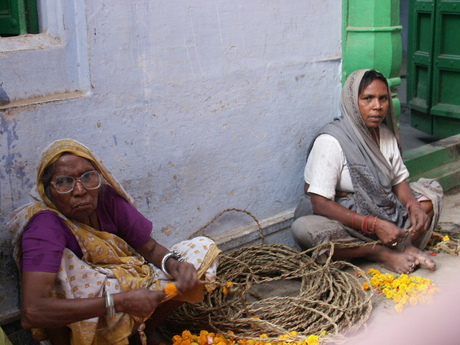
top-left (342, 0), bottom-right (403, 121)
top-left (342, 0), bottom-right (460, 191)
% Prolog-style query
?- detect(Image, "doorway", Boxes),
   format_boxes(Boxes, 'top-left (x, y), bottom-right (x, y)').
top-left (406, 0), bottom-right (460, 138)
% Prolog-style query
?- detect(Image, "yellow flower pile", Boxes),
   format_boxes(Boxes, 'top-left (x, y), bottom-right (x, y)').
top-left (171, 330), bottom-right (323, 345)
top-left (362, 268), bottom-right (439, 313)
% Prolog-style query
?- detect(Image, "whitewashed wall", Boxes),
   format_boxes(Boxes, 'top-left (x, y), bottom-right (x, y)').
top-left (0, 0), bottom-right (342, 320)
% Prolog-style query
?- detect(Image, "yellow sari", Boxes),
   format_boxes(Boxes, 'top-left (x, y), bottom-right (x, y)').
top-left (9, 139), bottom-right (221, 345)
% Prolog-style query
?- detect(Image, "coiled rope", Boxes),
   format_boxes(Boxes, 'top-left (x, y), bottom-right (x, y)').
top-left (430, 225), bottom-right (460, 256)
top-left (163, 209), bottom-right (373, 343)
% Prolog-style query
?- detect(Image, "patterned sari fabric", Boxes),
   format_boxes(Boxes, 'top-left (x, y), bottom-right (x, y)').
top-left (9, 139), bottom-right (221, 345)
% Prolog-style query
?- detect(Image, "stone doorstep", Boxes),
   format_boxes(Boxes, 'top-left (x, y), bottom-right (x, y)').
top-left (404, 133), bottom-right (460, 192)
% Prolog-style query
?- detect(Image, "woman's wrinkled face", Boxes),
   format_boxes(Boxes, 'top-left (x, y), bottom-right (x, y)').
top-left (49, 154), bottom-right (99, 224)
top-left (358, 79), bottom-right (389, 129)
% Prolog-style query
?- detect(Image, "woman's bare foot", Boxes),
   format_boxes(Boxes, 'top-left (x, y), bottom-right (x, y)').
top-left (404, 245), bottom-right (436, 271)
top-left (368, 245), bottom-right (418, 275)
top-left (332, 245), bottom-right (418, 274)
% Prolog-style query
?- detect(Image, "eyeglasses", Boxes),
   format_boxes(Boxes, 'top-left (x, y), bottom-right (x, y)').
top-left (50, 170), bottom-right (102, 194)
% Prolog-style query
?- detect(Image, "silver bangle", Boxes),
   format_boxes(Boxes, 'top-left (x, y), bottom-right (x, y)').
top-left (104, 290), bottom-right (115, 320)
top-left (161, 250), bottom-right (185, 279)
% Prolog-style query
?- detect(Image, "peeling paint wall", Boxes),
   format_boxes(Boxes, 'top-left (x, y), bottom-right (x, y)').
top-left (0, 0), bottom-right (342, 320)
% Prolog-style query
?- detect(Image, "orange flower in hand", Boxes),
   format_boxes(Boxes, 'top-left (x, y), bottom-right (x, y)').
top-left (164, 282), bottom-right (179, 297)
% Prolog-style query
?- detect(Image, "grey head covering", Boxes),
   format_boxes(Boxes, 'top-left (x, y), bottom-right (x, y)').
top-left (315, 69), bottom-right (406, 227)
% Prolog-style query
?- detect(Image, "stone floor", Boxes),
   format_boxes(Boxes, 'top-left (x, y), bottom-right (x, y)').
top-left (210, 185), bottom-right (460, 345)
top-left (336, 185), bottom-right (460, 345)
top-left (161, 185), bottom-right (460, 345)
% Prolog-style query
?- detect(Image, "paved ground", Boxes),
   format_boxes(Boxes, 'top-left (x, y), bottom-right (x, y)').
top-left (246, 185), bottom-right (460, 345)
top-left (338, 185), bottom-right (460, 345)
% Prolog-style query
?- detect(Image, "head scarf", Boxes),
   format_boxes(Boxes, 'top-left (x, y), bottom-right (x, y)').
top-left (9, 139), bottom-right (135, 267)
top-left (339, 69), bottom-right (402, 173)
top-left (36, 139), bottom-right (134, 208)
top-left (8, 139), bottom-right (151, 344)
top-left (314, 69), bottom-right (406, 226)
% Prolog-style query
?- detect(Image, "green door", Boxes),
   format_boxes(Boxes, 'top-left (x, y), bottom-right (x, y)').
top-left (0, 0), bottom-right (27, 35)
top-left (0, 0), bottom-right (39, 36)
top-left (407, 0), bottom-right (460, 138)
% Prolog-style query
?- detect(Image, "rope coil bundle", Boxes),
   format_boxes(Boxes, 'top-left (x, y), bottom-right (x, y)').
top-left (164, 243), bottom-right (373, 343)
top-left (430, 225), bottom-right (460, 256)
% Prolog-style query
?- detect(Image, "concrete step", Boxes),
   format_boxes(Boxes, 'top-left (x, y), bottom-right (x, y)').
top-left (404, 134), bottom-right (460, 191)
top-left (408, 160), bottom-right (460, 192)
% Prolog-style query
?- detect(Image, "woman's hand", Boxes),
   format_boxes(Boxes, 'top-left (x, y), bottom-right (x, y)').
top-left (136, 238), bottom-right (201, 294)
top-left (373, 218), bottom-right (407, 247)
top-left (408, 206), bottom-right (431, 238)
top-left (392, 181), bottom-right (432, 239)
top-left (166, 260), bottom-right (200, 293)
top-left (114, 289), bottom-right (166, 318)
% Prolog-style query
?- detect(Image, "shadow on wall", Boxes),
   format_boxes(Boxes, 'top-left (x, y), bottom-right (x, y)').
top-left (0, 84), bottom-right (11, 106)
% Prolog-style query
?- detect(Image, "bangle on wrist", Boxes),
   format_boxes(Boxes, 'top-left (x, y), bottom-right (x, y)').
top-left (371, 216), bottom-right (378, 234)
top-left (161, 250), bottom-right (185, 279)
top-left (104, 290), bottom-right (116, 321)
top-left (361, 215), bottom-right (372, 234)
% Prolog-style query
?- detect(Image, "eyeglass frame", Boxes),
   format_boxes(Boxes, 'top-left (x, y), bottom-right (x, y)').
top-left (50, 170), bottom-right (103, 194)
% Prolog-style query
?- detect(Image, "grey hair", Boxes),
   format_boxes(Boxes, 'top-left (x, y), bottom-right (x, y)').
top-left (42, 161), bottom-right (57, 201)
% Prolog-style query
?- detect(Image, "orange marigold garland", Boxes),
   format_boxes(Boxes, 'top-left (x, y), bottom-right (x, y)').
top-left (171, 329), bottom-right (326, 345)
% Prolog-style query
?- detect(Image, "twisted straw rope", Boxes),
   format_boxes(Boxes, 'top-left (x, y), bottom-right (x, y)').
top-left (163, 211), bottom-right (460, 343)
top-left (430, 226), bottom-right (460, 256)
top-left (164, 243), bottom-right (372, 343)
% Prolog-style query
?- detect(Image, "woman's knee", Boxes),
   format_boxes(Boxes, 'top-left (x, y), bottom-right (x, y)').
top-left (291, 215), bottom-right (331, 249)
top-left (420, 200), bottom-right (434, 219)
top-left (291, 217), bottom-right (313, 249)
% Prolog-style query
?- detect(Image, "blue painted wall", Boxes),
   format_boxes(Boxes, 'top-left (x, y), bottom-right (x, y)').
top-left (0, 0), bottom-right (342, 320)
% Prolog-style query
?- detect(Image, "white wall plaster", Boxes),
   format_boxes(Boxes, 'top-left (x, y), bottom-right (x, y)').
top-left (0, 0), bottom-right (342, 318)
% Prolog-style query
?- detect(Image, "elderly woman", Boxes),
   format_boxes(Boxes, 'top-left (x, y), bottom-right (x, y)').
top-left (291, 69), bottom-right (443, 275)
top-left (9, 139), bottom-right (221, 345)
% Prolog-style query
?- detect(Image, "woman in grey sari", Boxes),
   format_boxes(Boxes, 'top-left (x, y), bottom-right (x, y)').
top-left (291, 69), bottom-right (443, 275)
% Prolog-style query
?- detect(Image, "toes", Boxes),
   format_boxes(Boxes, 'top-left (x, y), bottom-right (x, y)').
top-left (419, 257), bottom-right (436, 270)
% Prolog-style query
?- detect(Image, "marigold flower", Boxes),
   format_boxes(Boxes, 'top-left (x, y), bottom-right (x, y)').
top-left (164, 282), bottom-right (179, 296)
top-left (223, 282), bottom-right (235, 295)
top-left (395, 303), bottom-right (405, 313)
top-left (364, 267), bottom-right (438, 313)
top-left (182, 331), bottom-right (193, 339)
top-left (306, 335), bottom-right (319, 345)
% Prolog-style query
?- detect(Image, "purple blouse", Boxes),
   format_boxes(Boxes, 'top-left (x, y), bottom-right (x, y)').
top-left (21, 185), bottom-right (153, 273)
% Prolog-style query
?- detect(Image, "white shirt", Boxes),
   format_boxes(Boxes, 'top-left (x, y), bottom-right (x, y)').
top-left (304, 125), bottom-right (409, 200)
